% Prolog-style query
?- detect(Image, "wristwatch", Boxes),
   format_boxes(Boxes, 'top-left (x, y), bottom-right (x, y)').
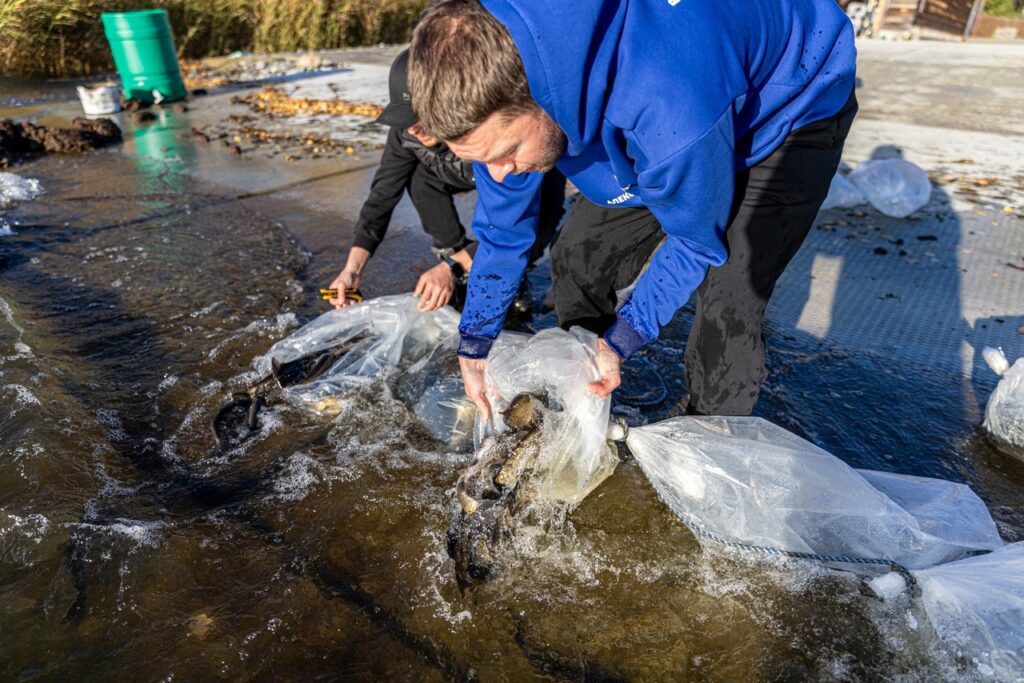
top-left (442, 254), bottom-right (465, 280)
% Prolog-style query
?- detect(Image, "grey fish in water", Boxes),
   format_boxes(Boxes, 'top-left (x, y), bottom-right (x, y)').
top-left (211, 331), bottom-right (373, 450)
top-left (447, 393), bottom-right (549, 587)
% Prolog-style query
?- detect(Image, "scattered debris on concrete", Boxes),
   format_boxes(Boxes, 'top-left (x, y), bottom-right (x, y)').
top-left (180, 54), bottom-right (343, 91)
top-left (929, 162), bottom-right (1024, 217)
top-left (231, 88), bottom-right (383, 119)
top-left (191, 122), bottom-right (362, 161)
top-left (0, 118), bottom-right (122, 168)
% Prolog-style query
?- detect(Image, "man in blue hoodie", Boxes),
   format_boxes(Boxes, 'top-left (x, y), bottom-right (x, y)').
top-left (409, 0), bottom-right (858, 419)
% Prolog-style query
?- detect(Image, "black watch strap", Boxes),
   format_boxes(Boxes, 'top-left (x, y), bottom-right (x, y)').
top-left (442, 254), bottom-right (465, 279)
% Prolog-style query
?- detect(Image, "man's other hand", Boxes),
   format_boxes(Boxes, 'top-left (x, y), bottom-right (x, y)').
top-left (587, 338), bottom-right (622, 398)
top-left (328, 269), bottom-right (363, 308)
top-left (415, 262), bottom-right (455, 311)
top-left (459, 356), bottom-right (491, 421)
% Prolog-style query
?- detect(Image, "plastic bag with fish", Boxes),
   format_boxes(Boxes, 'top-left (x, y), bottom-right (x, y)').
top-left (446, 328), bottom-right (619, 587)
top-left (214, 295), bottom-right (468, 448)
top-left (981, 346), bottom-right (1024, 458)
top-left (448, 392), bottom-right (550, 585)
top-left (481, 327), bottom-right (619, 505)
top-left (252, 294), bottom-right (460, 409)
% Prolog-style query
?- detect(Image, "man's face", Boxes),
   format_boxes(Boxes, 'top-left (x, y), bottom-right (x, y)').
top-left (446, 107), bottom-right (566, 183)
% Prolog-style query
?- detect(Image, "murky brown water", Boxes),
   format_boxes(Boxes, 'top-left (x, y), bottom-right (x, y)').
top-left (2, 104), bottom-right (1023, 681)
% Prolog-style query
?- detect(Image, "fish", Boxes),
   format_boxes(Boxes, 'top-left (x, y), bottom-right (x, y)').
top-left (211, 331), bottom-right (372, 450)
top-left (447, 392), bottom-right (549, 587)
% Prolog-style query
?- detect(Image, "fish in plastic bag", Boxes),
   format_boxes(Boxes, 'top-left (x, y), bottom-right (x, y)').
top-left (482, 327), bottom-right (619, 505)
top-left (447, 393), bottom-right (550, 587)
top-left (848, 158), bottom-right (932, 218)
top-left (215, 295), bottom-right (467, 447)
top-left (443, 327), bottom-right (618, 587)
top-left (252, 294), bottom-right (460, 406)
top-left (982, 346), bottom-right (1024, 458)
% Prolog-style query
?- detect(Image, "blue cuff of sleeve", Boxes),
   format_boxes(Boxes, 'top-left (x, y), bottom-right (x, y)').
top-left (457, 334), bottom-right (494, 359)
top-left (604, 317), bottom-right (649, 360)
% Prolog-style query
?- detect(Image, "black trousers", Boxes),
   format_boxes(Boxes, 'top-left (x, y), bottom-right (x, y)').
top-left (409, 166), bottom-right (566, 264)
top-left (551, 93), bottom-right (858, 415)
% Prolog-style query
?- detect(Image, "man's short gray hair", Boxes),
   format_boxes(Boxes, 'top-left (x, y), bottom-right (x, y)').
top-left (409, 0), bottom-right (536, 141)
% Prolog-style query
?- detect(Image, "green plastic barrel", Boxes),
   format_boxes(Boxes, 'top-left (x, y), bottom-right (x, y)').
top-left (101, 9), bottom-right (187, 104)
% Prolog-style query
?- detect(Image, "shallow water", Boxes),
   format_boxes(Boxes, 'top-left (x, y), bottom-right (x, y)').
top-left (1, 107), bottom-right (1023, 681)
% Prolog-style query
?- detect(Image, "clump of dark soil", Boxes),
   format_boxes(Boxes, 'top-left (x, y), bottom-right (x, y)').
top-left (0, 117), bottom-right (122, 168)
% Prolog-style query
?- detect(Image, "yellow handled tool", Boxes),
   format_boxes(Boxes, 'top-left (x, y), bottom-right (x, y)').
top-left (319, 287), bottom-right (365, 303)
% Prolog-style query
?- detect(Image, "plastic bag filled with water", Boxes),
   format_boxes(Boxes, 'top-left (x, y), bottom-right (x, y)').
top-left (915, 542), bottom-right (1024, 678)
top-left (624, 415), bottom-right (1023, 678)
top-left (820, 172), bottom-right (865, 210)
top-left (482, 327), bottom-right (619, 505)
top-left (848, 159), bottom-right (932, 218)
top-left (253, 295), bottom-right (468, 443)
top-left (982, 347), bottom-right (1024, 458)
top-left (625, 416), bottom-right (1003, 569)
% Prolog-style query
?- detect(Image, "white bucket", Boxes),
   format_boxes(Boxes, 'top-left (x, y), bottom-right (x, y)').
top-left (76, 85), bottom-right (122, 116)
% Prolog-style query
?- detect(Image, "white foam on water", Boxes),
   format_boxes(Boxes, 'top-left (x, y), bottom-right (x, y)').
top-left (99, 519), bottom-right (165, 548)
top-left (199, 380), bottom-right (223, 396)
top-left (95, 408), bottom-right (128, 442)
top-left (207, 313), bottom-right (298, 360)
top-left (0, 511), bottom-right (51, 544)
top-left (269, 452), bottom-right (324, 502)
top-left (0, 297), bottom-right (34, 362)
top-left (0, 172), bottom-right (43, 209)
top-left (0, 218), bottom-right (12, 236)
top-left (190, 301), bottom-right (222, 318)
top-left (0, 295), bottom-right (25, 335)
top-left (870, 572), bottom-right (909, 601)
top-left (93, 461), bottom-right (137, 498)
top-left (0, 511), bottom-right (54, 565)
top-left (4, 383), bottom-right (41, 408)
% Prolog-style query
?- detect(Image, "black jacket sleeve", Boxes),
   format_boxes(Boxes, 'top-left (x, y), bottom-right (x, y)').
top-left (350, 127), bottom-right (419, 255)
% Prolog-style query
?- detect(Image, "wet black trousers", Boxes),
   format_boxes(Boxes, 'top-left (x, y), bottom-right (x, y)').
top-left (551, 93), bottom-right (858, 415)
top-left (410, 166), bottom-right (566, 264)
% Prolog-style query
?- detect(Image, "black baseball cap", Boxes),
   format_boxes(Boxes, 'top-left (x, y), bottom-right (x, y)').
top-left (375, 49), bottom-right (417, 129)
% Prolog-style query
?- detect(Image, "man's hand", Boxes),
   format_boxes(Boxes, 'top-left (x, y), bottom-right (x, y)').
top-left (587, 338), bottom-right (622, 398)
top-left (328, 246), bottom-right (370, 308)
top-left (327, 269), bottom-right (363, 308)
top-left (459, 356), bottom-right (491, 421)
top-left (415, 262), bottom-right (455, 311)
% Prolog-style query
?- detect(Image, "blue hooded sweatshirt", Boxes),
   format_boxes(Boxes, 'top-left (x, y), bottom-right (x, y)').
top-left (457, 0), bottom-right (857, 360)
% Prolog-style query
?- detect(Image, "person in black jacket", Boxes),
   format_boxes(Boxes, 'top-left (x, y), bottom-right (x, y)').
top-left (327, 49), bottom-right (565, 312)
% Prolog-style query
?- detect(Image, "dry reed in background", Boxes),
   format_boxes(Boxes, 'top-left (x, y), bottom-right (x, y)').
top-left (0, 0), bottom-right (427, 77)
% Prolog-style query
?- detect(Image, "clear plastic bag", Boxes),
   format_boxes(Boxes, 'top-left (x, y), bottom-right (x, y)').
top-left (393, 337), bottom-right (475, 452)
top-left (915, 542), bottom-right (1024, 679)
top-left (624, 415), bottom-right (1023, 677)
top-left (625, 416), bottom-right (1003, 570)
top-left (482, 327), bottom-right (618, 505)
top-left (982, 347), bottom-right (1024, 457)
top-left (848, 159), bottom-right (932, 218)
top-left (253, 293), bottom-right (462, 417)
top-left (820, 172), bottom-right (865, 210)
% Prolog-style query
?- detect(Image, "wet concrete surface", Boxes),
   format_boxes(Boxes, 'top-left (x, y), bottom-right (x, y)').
top-left (0, 40), bottom-right (1023, 680)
